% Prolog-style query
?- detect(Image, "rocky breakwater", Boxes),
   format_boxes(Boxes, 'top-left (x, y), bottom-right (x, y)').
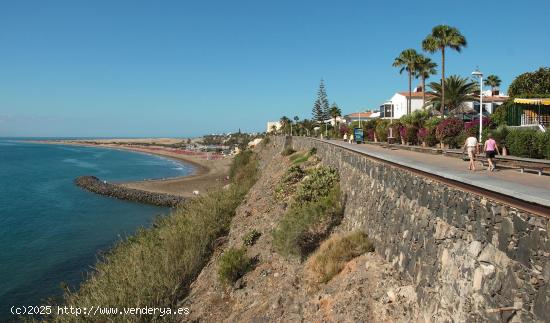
top-left (75, 176), bottom-right (185, 207)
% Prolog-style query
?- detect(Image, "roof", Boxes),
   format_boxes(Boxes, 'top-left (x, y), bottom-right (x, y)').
top-left (513, 98), bottom-right (550, 106)
top-left (397, 92), bottom-right (430, 98)
top-left (475, 95), bottom-right (509, 103)
top-left (346, 112), bottom-right (375, 118)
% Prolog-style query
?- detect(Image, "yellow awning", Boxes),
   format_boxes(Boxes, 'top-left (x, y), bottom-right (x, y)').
top-left (514, 98), bottom-right (550, 105)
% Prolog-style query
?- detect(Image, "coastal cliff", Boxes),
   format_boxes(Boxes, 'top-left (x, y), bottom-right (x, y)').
top-left (49, 138), bottom-right (548, 322)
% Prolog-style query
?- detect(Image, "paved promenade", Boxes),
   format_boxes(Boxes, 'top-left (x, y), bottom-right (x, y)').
top-left (324, 139), bottom-right (550, 208)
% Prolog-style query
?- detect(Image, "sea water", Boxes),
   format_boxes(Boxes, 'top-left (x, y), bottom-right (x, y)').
top-left (0, 139), bottom-right (193, 320)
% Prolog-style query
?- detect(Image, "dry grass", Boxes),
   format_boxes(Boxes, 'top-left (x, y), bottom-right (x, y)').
top-left (305, 231), bottom-right (374, 284)
top-left (45, 150), bottom-right (259, 323)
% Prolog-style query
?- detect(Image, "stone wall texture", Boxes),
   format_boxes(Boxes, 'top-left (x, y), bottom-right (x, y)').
top-left (277, 136), bottom-right (550, 322)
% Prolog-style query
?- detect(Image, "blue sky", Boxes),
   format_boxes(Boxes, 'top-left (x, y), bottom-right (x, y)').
top-left (1, 0), bottom-right (549, 137)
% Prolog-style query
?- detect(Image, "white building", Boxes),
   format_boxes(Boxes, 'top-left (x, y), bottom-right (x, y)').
top-left (344, 111), bottom-right (379, 124)
top-left (380, 91), bottom-right (428, 119)
top-left (464, 91), bottom-right (508, 114)
top-left (266, 121), bottom-right (282, 133)
top-left (380, 88), bottom-right (508, 118)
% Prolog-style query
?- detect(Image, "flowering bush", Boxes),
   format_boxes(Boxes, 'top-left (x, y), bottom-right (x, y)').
top-left (367, 129), bottom-right (375, 141)
top-left (398, 125), bottom-right (418, 144)
top-left (417, 128), bottom-right (429, 141)
top-left (436, 117), bottom-right (464, 145)
top-left (464, 117), bottom-right (490, 131)
top-left (339, 124), bottom-right (349, 136)
top-left (399, 126), bottom-right (407, 139)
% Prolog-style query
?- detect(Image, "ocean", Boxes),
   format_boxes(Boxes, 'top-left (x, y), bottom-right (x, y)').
top-left (0, 139), bottom-right (193, 320)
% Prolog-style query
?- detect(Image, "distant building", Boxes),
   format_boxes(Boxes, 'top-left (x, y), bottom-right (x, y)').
top-left (380, 89), bottom-right (430, 119)
top-left (380, 87), bottom-right (508, 118)
top-left (464, 91), bottom-right (508, 115)
top-left (344, 111), bottom-right (379, 124)
top-left (266, 121), bottom-right (282, 133)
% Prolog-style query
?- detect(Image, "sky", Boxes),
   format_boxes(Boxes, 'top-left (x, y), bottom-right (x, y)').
top-left (1, 0), bottom-right (549, 137)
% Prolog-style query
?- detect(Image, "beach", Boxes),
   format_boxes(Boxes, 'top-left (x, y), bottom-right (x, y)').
top-left (33, 139), bottom-right (232, 198)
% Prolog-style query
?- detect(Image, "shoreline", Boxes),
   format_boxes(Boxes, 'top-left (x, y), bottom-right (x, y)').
top-left (29, 140), bottom-right (232, 198)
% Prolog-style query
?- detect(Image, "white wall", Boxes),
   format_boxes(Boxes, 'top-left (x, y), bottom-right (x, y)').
top-left (387, 93), bottom-right (425, 118)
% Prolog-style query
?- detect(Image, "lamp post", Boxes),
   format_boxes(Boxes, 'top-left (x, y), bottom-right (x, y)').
top-left (471, 69), bottom-right (483, 143)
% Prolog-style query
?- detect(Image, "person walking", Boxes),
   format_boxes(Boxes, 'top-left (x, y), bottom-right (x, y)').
top-left (484, 134), bottom-right (500, 172)
top-left (462, 135), bottom-right (478, 171)
top-left (349, 133), bottom-right (354, 144)
top-left (343, 133), bottom-right (348, 142)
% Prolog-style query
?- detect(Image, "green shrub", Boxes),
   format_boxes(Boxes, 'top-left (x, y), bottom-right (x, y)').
top-left (281, 147), bottom-right (296, 156)
top-left (289, 152), bottom-right (306, 162)
top-left (50, 152), bottom-right (259, 322)
top-left (291, 154), bottom-right (310, 165)
top-left (293, 167), bottom-right (339, 206)
top-left (492, 125), bottom-right (509, 146)
top-left (506, 129), bottom-right (542, 158)
top-left (309, 147), bottom-right (317, 155)
top-left (275, 165), bottom-right (306, 198)
top-left (273, 186), bottom-right (343, 259)
top-left (537, 131), bottom-right (550, 159)
top-left (491, 102), bottom-right (509, 126)
top-left (424, 116), bottom-right (442, 129)
top-left (243, 229), bottom-right (261, 246)
top-left (218, 247), bottom-right (253, 284)
top-left (306, 231), bottom-right (374, 284)
top-left (375, 120), bottom-right (390, 142)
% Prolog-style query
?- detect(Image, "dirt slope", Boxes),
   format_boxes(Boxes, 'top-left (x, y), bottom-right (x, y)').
top-left (178, 142), bottom-right (418, 322)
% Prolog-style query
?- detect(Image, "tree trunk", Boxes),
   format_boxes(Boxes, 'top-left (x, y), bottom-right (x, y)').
top-left (422, 76), bottom-right (426, 107)
top-left (441, 47), bottom-right (445, 116)
top-left (408, 71), bottom-right (412, 115)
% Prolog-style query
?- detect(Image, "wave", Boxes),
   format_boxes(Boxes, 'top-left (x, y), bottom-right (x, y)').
top-left (62, 158), bottom-right (98, 169)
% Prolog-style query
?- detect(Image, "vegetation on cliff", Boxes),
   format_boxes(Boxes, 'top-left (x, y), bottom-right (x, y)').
top-left (272, 165), bottom-right (343, 259)
top-left (306, 231), bottom-right (374, 284)
top-left (48, 150), bottom-right (259, 322)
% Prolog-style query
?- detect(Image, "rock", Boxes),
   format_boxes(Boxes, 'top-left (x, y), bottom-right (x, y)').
top-left (74, 176), bottom-right (185, 207)
top-left (468, 241), bottom-right (483, 258)
top-left (233, 278), bottom-right (245, 290)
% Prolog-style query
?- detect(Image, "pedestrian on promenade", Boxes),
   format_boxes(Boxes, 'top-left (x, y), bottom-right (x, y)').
top-left (350, 133), bottom-right (354, 144)
top-left (462, 135), bottom-right (479, 171)
top-left (343, 133), bottom-right (348, 142)
top-left (484, 134), bottom-right (500, 172)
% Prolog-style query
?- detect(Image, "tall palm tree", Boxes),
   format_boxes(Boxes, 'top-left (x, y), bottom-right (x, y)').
top-left (484, 75), bottom-right (502, 95)
top-left (393, 49), bottom-right (421, 115)
top-left (425, 75), bottom-right (476, 114)
top-left (415, 55), bottom-right (437, 106)
top-left (422, 25), bottom-right (467, 115)
top-left (329, 103), bottom-right (342, 128)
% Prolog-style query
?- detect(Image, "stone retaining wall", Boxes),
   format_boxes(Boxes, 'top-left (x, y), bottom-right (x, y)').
top-left (276, 136), bottom-right (549, 322)
top-left (75, 176), bottom-right (185, 207)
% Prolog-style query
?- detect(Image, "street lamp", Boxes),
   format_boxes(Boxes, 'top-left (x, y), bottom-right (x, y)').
top-left (471, 69), bottom-right (483, 143)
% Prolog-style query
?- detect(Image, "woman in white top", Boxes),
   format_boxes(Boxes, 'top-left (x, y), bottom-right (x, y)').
top-left (462, 136), bottom-right (479, 171)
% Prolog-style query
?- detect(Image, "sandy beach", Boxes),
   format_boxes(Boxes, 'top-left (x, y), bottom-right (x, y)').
top-left (33, 139), bottom-right (232, 198)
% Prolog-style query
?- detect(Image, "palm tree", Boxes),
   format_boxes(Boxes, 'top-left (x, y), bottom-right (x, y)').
top-left (329, 103), bottom-right (342, 127)
top-left (393, 49), bottom-right (421, 115)
top-left (422, 25), bottom-right (467, 115)
top-left (279, 116), bottom-right (291, 135)
top-left (415, 55), bottom-right (437, 106)
top-left (484, 75), bottom-right (502, 95)
top-left (425, 75), bottom-right (476, 114)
